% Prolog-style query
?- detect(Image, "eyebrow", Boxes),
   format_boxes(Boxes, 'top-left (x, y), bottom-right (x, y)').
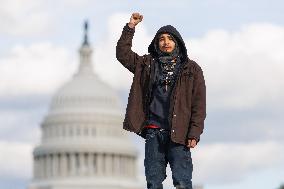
top-left (159, 34), bottom-right (172, 39)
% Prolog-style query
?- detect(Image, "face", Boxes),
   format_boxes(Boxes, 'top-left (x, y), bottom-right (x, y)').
top-left (158, 33), bottom-right (176, 53)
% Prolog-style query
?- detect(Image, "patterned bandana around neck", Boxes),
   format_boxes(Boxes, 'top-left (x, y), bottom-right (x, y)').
top-left (158, 57), bottom-right (181, 92)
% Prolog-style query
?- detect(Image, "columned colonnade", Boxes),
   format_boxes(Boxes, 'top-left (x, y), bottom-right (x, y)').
top-left (33, 152), bottom-right (136, 179)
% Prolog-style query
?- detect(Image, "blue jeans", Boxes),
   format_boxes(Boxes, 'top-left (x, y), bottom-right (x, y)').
top-left (144, 128), bottom-right (193, 189)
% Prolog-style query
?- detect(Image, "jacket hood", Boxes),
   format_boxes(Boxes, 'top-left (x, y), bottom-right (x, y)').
top-left (148, 25), bottom-right (188, 61)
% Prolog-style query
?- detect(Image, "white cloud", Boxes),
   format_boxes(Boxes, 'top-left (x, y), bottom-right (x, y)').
top-left (189, 23), bottom-right (284, 110)
top-left (192, 141), bottom-right (284, 184)
top-left (59, 0), bottom-right (95, 8)
top-left (0, 13), bottom-right (151, 97)
top-left (0, 141), bottom-right (33, 179)
top-left (0, 109), bottom-right (42, 143)
top-left (0, 42), bottom-right (76, 96)
top-left (0, 0), bottom-right (53, 36)
top-left (94, 12), bottom-right (152, 91)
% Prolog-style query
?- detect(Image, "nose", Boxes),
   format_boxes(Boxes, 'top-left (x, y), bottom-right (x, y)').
top-left (164, 39), bottom-right (170, 46)
top-left (164, 38), bottom-right (170, 45)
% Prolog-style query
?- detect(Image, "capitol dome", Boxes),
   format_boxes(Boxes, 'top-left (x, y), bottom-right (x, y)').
top-left (50, 47), bottom-right (123, 116)
top-left (28, 21), bottom-right (143, 189)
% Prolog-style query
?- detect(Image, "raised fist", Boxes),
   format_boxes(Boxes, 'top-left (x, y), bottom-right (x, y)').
top-left (128, 13), bottom-right (143, 28)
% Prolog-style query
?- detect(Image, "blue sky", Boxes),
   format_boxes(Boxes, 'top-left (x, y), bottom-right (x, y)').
top-left (0, 0), bottom-right (284, 189)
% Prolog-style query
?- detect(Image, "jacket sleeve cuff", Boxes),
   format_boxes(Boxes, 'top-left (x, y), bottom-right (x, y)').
top-left (187, 128), bottom-right (200, 142)
top-left (187, 135), bottom-right (200, 143)
top-left (124, 23), bottom-right (135, 33)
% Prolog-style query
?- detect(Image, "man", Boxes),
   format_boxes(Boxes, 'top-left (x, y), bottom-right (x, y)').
top-left (116, 13), bottom-right (206, 189)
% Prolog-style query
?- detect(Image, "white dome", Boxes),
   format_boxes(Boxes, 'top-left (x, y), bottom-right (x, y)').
top-left (50, 73), bottom-right (123, 115)
top-left (56, 74), bottom-right (116, 99)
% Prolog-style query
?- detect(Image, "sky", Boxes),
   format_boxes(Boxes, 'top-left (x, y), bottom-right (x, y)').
top-left (0, 0), bottom-right (284, 189)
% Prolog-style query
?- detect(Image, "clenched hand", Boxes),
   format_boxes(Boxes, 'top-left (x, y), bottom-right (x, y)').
top-left (128, 12), bottom-right (143, 28)
top-left (187, 139), bottom-right (197, 148)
